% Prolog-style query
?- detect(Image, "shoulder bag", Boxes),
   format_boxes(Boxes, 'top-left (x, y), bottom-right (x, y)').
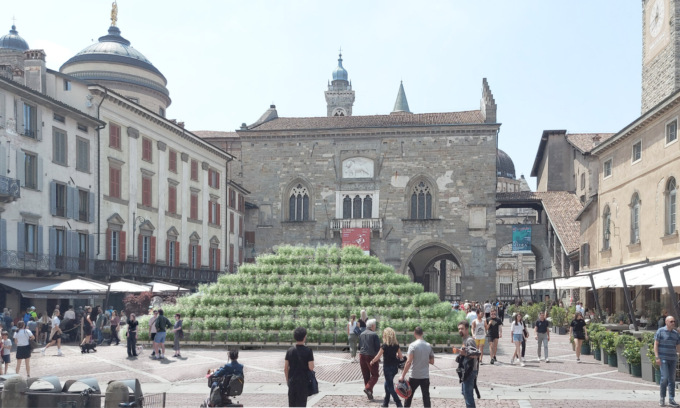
top-left (307, 370), bottom-right (319, 396)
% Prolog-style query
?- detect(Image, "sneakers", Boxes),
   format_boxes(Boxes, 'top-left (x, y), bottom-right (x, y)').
top-left (490, 358), bottom-right (495, 365)
top-left (510, 357), bottom-right (515, 365)
top-left (57, 350), bottom-right (63, 357)
top-left (668, 399), bottom-right (678, 407)
top-left (363, 389), bottom-right (374, 400)
top-left (577, 358), bottom-right (581, 363)
top-left (160, 354), bottom-right (165, 359)
top-left (40, 348), bottom-right (45, 356)
top-left (545, 358), bottom-right (550, 363)
top-left (521, 361), bottom-right (526, 367)
top-left (660, 398), bottom-right (665, 406)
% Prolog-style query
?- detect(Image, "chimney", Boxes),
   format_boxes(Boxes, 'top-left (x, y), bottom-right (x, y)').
top-left (23, 50), bottom-right (46, 93)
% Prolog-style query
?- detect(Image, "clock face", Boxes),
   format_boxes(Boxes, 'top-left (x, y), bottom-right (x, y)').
top-left (650, 0), bottom-right (665, 38)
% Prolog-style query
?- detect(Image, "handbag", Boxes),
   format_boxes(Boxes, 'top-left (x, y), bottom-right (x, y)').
top-left (307, 370), bottom-right (319, 396)
top-left (353, 325), bottom-right (362, 336)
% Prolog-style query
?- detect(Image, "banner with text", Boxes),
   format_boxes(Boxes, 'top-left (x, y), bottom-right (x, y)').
top-left (512, 225), bottom-right (532, 254)
top-left (342, 228), bottom-right (371, 254)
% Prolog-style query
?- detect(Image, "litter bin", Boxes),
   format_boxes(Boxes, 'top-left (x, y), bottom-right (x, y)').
top-left (0, 374), bottom-right (21, 408)
top-left (26, 376), bottom-right (102, 408)
top-left (111, 379), bottom-right (143, 407)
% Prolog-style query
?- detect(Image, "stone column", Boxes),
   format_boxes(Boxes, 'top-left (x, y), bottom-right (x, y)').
top-left (156, 141), bottom-right (167, 264)
top-left (127, 127), bottom-right (139, 261)
top-left (180, 153), bottom-right (189, 265)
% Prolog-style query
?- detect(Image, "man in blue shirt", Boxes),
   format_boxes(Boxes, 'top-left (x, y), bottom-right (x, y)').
top-left (654, 315), bottom-right (680, 406)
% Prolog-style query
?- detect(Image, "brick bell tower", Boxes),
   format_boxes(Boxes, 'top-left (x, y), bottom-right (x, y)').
top-left (325, 50), bottom-right (355, 117)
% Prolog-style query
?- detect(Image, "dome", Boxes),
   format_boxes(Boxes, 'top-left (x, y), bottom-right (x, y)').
top-left (497, 149), bottom-right (516, 179)
top-left (332, 53), bottom-right (348, 81)
top-left (0, 25), bottom-right (29, 52)
top-left (60, 26), bottom-right (165, 80)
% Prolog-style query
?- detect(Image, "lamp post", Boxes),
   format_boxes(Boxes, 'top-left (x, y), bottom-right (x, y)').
top-left (131, 211), bottom-right (147, 261)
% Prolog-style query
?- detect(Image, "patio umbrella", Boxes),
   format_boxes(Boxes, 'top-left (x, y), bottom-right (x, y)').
top-left (147, 281), bottom-right (189, 293)
top-left (106, 281), bottom-right (151, 293)
top-left (31, 278), bottom-right (109, 293)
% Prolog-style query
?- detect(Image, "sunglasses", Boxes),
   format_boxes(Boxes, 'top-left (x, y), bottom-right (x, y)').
top-left (670, 320), bottom-right (676, 323)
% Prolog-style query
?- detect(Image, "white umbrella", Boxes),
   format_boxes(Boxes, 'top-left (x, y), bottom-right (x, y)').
top-left (106, 281), bottom-right (151, 293)
top-left (31, 278), bottom-right (108, 293)
top-left (147, 281), bottom-right (189, 293)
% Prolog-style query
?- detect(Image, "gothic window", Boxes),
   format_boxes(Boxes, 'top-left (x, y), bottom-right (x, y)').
top-left (353, 196), bottom-right (362, 219)
top-left (289, 184), bottom-right (309, 221)
top-left (603, 205), bottom-right (611, 250)
top-left (410, 181), bottom-right (432, 219)
top-left (363, 196), bottom-right (372, 219)
top-left (667, 178), bottom-right (677, 235)
top-left (343, 196), bottom-right (351, 219)
top-left (528, 269), bottom-right (535, 282)
top-left (630, 193), bottom-right (640, 244)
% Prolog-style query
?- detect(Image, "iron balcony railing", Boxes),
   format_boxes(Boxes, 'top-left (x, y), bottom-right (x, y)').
top-left (94, 260), bottom-right (219, 284)
top-left (0, 250), bottom-right (94, 273)
top-left (0, 174), bottom-right (20, 202)
top-left (329, 218), bottom-right (382, 231)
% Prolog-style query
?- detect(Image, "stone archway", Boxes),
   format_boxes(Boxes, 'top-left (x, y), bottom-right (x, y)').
top-left (403, 242), bottom-right (463, 300)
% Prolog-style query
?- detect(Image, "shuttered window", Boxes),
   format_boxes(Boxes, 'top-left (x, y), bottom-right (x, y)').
top-left (142, 137), bottom-right (152, 162)
top-left (76, 138), bottom-right (89, 172)
top-left (142, 176), bottom-right (152, 207)
top-left (109, 166), bottom-right (121, 198)
top-left (109, 123), bottom-right (121, 149)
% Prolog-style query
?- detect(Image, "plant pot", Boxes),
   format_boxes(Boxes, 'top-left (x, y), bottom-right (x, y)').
top-left (581, 342), bottom-right (591, 355)
top-left (641, 344), bottom-right (654, 382)
top-left (608, 352), bottom-right (618, 367)
top-left (602, 349), bottom-right (609, 365)
top-left (631, 364), bottom-right (642, 377)
top-left (616, 345), bottom-right (629, 374)
top-left (655, 367), bottom-right (661, 385)
top-left (558, 327), bottom-right (567, 335)
top-left (594, 347), bottom-right (601, 360)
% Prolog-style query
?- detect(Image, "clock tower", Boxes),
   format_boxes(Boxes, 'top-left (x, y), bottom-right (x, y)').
top-left (642, 0), bottom-right (678, 113)
top-left (325, 52), bottom-right (355, 117)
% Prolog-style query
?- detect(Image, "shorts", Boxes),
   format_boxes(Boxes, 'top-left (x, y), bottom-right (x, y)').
top-left (574, 332), bottom-right (585, 340)
top-left (2, 354), bottom-right (9, 364)
top-left (154, 332), bottom-right (167, 344)
top-left (51, 332), bottom-right (61, 342)
top-left (83, 325), bottom-right (92, 336)
top-left (512, 334), bottom-right (523, 342)
top-left (16, 345), bottom-right (31, 360)
top-left (488, 333), bottom-right (499, 341)
top-left (475, 338), bottom-right (486, 345)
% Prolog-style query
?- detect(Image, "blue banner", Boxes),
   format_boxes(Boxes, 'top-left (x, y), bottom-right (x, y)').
top-left (512, 225), bottom-right (532, 253)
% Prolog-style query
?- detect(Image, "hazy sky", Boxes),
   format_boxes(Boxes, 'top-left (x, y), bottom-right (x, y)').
top-left (6, 1), bottom-right (642, 188)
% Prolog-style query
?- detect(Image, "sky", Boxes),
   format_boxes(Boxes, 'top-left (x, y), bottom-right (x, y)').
top-left (5, 1), bottom-right (643, 189)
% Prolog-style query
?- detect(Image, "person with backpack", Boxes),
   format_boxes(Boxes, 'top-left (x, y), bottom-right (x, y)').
top-left (455, 320), bottom-right (480, 408)
top-left (152, 309), bottom-right (173, 359)
top-left (284, 327), bottom-right (314, 407)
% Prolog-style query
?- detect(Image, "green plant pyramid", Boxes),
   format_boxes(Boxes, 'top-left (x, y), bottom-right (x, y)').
top-left (165, 245), bottom-right (465, 346)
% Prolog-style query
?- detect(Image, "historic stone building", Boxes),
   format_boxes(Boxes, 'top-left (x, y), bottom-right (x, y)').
top-left (201, 56), bottom-right (501, 301)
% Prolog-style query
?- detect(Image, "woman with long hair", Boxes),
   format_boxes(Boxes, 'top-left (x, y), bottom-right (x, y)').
top-left (347, 314), bottom-right (358, 362)
top-left (41, 310), bottom-right (63, 356)
top-left (570, 311), bottom-right (588, 363)
top-left (370, 327), bottom-right (404, 407)
top-left (14, 321), bottom-right (34, 377)
top-left (37, 312), bottom-right (50, 345)
top-left (510, 313), bottom-right (526, 365)
top-left (359, 310), bottom-right (368, 331)
top-left (81, 306), bottom-right (93, 346)
top-left (110, 310), bottom-right (120, 346)
top-left (126, 313), bottom-right (139, 357)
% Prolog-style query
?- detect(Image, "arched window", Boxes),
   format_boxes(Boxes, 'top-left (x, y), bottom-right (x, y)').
top-left (288, 184), bottom-right (309, 221)
top-left (603, 205), bottom-right (611, 250)
top-left (528, 269), bottom-right (535, 282)
top-left (667, 178), bottom-right (677, 235)
top-left (342, 196), bottom-right (351, 219)
top-left (630, 193), bottom-right (640, 243)
top-left (410, 181), bottom-right (432, 219)
top-left (363, 196), bottom-right (372, 219)
top-left (353, 195), bottom-right (362, 219)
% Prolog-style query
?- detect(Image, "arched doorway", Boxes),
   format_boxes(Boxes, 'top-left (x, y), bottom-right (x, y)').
top-left (404, 242), bottom-right (463, 301)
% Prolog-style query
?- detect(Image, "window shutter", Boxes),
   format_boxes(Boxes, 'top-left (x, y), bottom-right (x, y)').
top-left (50, 181), bottom-right (57, 215)
top-left (0, 219), bottom-right (6, 252)
top-left (0, 144), bottom-right (6, 176)
top-left (150, 236), bottom-right (156, 264)
top-left (15, 99), bottom-right (24, 135)
top-left (37, 225), bottom-right (43, 255)
top-left (209, 249), bottom-right (213, 270)
top-left (230, 213), bottom-right (234, 233)
top-left (208, 202), bottom-right (213, 224)
top-left (217, 204), bottom-right (221, 226)
top-left (120, 231), bottom-right (126, 260)
top-left (36, 156), bottom-right (43, 191)
top-left (197, 245), bottom-right (202, 269)
top-left (229, 245), bottom-right (234, 273)
top-left (68, 231), bottom-right (78, 259)
top-left (35, 107), bottom-right (42, 141)
top-left (166, 240), bottom-right (170, 265)
top-left (88, 192), bottom-right (95, 223)
top-left (218, 249), bottom-right (221, 270)
top-left (49, 227), bottom-right (57, 270)
top-left (106, 229), bottom-right (111, 260)
top-left (0, 92), bottom-right (5, 128)
top-left (73, 188), bottom-right (80, 220)
top-left (217, 172), bottom-right (220, 188)
top-left (138, 234), bottom-right (143, 262)
top-left (175, 242), bottom-right (180, 266)
top-left (67, 187), bottom-right (76, 219)
top-left (16, 151), bottom-right (25, 187)
top-left (17, 222), bottom-right (25, 254)
top-left (88, 234), bottom-right (94, 272)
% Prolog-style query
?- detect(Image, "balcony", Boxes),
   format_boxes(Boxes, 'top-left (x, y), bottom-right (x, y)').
top-left (0, 175), bottom-right (20, 203)
top-left (0, 250), bottom-right (93, 274)
top-left (94, 260), bottom-right (219, 284)
top-left (330, 218), bottom-right (383, 237)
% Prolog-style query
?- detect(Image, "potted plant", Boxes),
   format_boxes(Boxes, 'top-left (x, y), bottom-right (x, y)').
top-left (624, 339), bottom-right (642, 377)
top-left (640, 332), bottom-right (656, 382)
top-left (588, 323), bottom-right (605, 361)
top-left (550, 306), bottom-right (568, 335)
top-left (602, 331), bottom-right (618, 367)
top-left (615, 334), bottom-right (635, 374)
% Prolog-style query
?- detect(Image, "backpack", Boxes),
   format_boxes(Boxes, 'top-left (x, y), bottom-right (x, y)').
top-left (23, 313), bottom-right (31, 323)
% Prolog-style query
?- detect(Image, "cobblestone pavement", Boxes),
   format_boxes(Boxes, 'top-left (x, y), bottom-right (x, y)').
top-left (17, 328), bottom-right (660, 407)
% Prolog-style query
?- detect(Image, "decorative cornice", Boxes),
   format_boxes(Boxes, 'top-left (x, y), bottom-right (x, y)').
top-left (181, 153), bottom-right (189, 162)
top-left (127, 127), bottom-right (139, 139)
top-left (140, 168), bottom-right (155, 177)
top-left (107, 156), bottom-right (125, 166)
top-left (237, 127), bottom-right (498, 142)
top-left (157, 140), bottom-right (167, 151)
top-left (201, 161), bottom-right (210, 171)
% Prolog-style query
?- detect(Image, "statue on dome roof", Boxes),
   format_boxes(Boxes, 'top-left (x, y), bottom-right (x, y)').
top-left (111, 2), bottom-right (118, 27)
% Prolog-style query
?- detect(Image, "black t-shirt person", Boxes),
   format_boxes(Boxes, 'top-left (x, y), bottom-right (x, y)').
top-left (486, 317), bottom-right (502, 339)
top-left (570, 319), bottom-right (587, 339)
top-left (285, 344), bottom-right (314, 384)
top-left (535, 319), bottom-right (549, 334)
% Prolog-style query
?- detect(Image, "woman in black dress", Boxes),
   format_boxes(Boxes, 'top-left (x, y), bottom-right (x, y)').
top-left (126, 313), bottom-right (139, 357)
top-left (370, 327), bottom-right (403, 407)
top-left (80, 306), bottom-right (93, 346)
top-left (569, 311), bottom-right (588, 363)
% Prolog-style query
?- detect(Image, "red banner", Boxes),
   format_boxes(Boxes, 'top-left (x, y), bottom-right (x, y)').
top-left (342, 228), bottom-right (371, 252)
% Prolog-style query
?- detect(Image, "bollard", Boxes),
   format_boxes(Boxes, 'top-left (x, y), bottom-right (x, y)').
top-left (105, 381), bottom-right (130, 408)
top-left (1, 376), bottom-right (27, 408)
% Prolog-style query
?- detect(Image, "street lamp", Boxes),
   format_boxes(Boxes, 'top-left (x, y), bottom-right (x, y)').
top-left (131, 211), bottom-right (147, 261)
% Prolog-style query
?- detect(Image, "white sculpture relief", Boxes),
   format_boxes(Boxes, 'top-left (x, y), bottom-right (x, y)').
top-left (342, 157), bottom-right (373, 178)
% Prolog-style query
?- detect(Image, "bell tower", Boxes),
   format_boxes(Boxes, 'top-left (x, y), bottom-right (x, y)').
top-left (642, 0), bottom-right (679, 113)
top-left (325, 51), bottom-right (355, 117)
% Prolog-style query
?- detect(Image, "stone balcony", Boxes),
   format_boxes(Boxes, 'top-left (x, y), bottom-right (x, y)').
top-left (0, 174), bottom-right (20, 203)
top-left (329, 218), bottom-right (383, 237)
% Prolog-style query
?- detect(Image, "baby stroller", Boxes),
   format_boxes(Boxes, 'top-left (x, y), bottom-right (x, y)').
top-left (201, 372), bottom-right (244, 407)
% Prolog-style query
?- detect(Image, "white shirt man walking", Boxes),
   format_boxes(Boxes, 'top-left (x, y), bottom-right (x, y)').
top-left (398, 326), bottom-right (434, 408)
